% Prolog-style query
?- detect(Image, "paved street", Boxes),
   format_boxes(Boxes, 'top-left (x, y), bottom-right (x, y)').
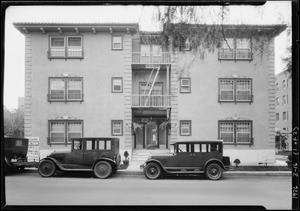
top-left (4, 171), bottom-right (291, 209)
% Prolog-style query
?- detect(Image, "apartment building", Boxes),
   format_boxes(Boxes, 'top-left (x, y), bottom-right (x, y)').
top-left (275, 69), bottom-right (292, 150)
top-left (14, 22), bottom-right (286, 165)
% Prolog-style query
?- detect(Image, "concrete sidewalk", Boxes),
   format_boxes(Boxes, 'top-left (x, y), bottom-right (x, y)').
top-left (117, 160), bottom-right (292, 177)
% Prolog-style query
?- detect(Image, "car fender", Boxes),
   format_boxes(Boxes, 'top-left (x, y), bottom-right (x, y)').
top-left (204, 158), bottom-right (226, 170)
top-left (145, 159), bottom-right (164, 169)
top-left (92, 157), bottom-right (117, 169)
top-left (40, 157), bottom-right (65, 171)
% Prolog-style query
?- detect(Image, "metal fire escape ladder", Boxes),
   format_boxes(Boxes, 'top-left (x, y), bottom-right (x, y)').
top-left (144, 66), bottom-right (161, 106)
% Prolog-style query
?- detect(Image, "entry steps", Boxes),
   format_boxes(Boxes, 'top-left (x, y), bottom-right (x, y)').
top-left (131, 149), bottom-right (170, 162)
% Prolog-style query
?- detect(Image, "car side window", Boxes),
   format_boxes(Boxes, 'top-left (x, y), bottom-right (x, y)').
top-left (211, 143), bottom-right (219, 152)
top-left (74, 140), bottom-right (82, 150)
top-left (106, 140), bottom-right (111, 150)
top-left (98, 140), bottom-right (105, 149)
top-left (193, 144), bottom-right (201, 152)
top-left (201, 144), bottom-right (207, 152)
top-left (86, 140), bottom-right (97, 150)
top-left (177, 144), bottom-right (187, 152)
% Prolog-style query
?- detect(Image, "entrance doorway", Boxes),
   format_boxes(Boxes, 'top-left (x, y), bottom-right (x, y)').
top-left (133, 117), bottom-right (169, 149)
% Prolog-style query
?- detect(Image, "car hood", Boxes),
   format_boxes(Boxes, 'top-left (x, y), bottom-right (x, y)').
top-left (49, 150), bottom-right (71, 157)
top-left (148, 153), bottom-right (173, 159)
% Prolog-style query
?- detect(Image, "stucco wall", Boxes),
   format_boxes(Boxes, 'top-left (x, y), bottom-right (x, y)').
top-left (29, 32), bottom-right (128, 157)
top-left (173, 37), bottom-right (276, 163)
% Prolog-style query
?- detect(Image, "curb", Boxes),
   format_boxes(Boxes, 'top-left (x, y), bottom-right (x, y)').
top-left (20, 168), bottom-right (292, 177)
top-left (116, 170), bottom-right (291, 177)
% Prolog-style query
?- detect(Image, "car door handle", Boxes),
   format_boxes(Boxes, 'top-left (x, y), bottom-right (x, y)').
top-left (190, 154), bottom-right (195, 156)
top-left (81, 153), bottom-right (86, 155)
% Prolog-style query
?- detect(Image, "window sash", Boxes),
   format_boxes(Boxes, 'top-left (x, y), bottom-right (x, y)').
top-left (236, 80), bottom-right (251, 101)
top-left (219, 38), bottom-right (252, 60)
top-left (180, 121), bottom-right (191, 135)
top-left (112, 121), bottom-right (122, 135)
top-left (50, 122), bottom-right (65, 143)
top-left (220, 80), bottom-right (234, 101)
top-left (112, 78), bottom-right (123, 92)
top-left (220, 122), bottom-right (234, 143)
top-left (180, 78), bottom-right (191, 92)
top-left (236, 122), bottom-right (251, 143)
top-left (67, 121), bottom-right (82, 143)
top-left (113, 36), bottom-right (122, 49)
top-left (67, 78), bottom-right (82, 100)
top-left (50, 37), bottom-right (65, 48)
top-left (67, 36), bottom-right (82, 47)
top-left (50, 79), bottom-right (65, 100)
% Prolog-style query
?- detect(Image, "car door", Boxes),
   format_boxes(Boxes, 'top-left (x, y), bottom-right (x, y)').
top-left (168, 143), bottom-right (195, 169)
top-left (71, 139), bottom-right (86, 168)
top-left (192, 143), bottom-right (212, 171)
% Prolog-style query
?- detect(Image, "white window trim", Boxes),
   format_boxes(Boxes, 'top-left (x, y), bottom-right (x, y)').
top-left (180, 78), bottom-right (191, 93)
top-left (112, 36), bottom-right (123, 50)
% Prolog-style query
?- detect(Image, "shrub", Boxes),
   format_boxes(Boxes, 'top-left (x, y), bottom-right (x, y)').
top-left (233, 159), bottom-right (241, 167)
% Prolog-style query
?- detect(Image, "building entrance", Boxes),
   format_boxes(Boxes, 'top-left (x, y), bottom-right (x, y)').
top-left (133, 117), bottom-right (169, 149)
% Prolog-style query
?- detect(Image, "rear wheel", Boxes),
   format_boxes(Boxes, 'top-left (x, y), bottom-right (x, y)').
top-left (38, 160), bottom-right (56, 177)
top-left (205, 163), bottom-right (223, 180)
top-left (144, 163), bottom-right (161, 180)
top-left (94, 161), bottom-right (112, 179)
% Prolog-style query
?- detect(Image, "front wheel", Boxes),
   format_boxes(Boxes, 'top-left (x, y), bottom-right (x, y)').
top-left (144, 163), bottom-right (161, 179)
top-left (94, 161), bottom-right (112, 179)
top-left (205, 163), bottom-right (223, 180)
top-left (38, 160), bottom-right (56, 177)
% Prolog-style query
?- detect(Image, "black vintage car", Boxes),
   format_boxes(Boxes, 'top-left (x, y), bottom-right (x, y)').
top-left (4, 137), bottom-right (30, 171)
top-left (140, 140), bottom-right (231, 180)
top-left (38, 138), bottom-right (121, 179)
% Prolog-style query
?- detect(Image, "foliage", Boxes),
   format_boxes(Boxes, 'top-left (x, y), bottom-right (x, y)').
top-left (4, 107), bottom-right (24, 138)
top-left (282, 46), bottom-right (292, 77)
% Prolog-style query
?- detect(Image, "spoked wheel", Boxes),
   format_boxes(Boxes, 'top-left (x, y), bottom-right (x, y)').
top-left (38, 160), bottom-right (56, 177)
top-left (205, 163), bottom-right (223, 180)
top-left (94, 161), bottom-right (112, 179)
top-left (144, 163), bottom-right (161, 180)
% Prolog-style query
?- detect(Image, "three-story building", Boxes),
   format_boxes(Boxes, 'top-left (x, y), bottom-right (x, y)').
top-left (14, 22), bottom-right (286, 165)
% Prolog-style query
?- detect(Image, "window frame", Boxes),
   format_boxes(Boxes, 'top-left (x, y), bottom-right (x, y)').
top-left (48, 120), bottom-right (83, 146)
top-left (111, 120), bottom-right (123, 136)
top-left (180, 78), bottom-right (191, 93)
top-left (112, 35), bottom-right (123, 50)
top-left (111, 77), bottom-right (123, 93)
top-left (218, 78), bottom-right (253, 103)
top-left (218, 120), bottom-right (253, 145)
top-left (218, 38), bottom-right (252, 61)
top-left (179, 120), bottom-right (192, 136)
top-left (48, 77), bottom-right (84, 103)
top-left (48, 35), bottom-right (83, 59)
top-left (180, 38), bottom-right (191, 51)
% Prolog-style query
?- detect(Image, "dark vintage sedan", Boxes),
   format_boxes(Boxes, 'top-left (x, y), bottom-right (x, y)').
top-left (38, 138), bottom-right (121, 179)
top-left (140, 140), bottom-right (231, 180)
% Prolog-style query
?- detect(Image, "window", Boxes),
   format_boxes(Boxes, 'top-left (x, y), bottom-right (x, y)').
top-left (283, 112), bottom-right (287, 121)
top-left (180, 120), bottom-right (191, 136)
top-left (180, 38), bottom-right (191, 51)
top-left (219, 120), bottom-right (253, 145)
top-left (283, 95), bottom-right (286, 105)
top-left (219, 78), bottom-right (252, 102)
top-left (112, 36), bottom-right (123, 50)
top-left (276, 97), bottom-right (280, 105)
top-left (49, 77), bottom-right (83, 102)
top-left (180, 78), bottom-right (191, 93)
top-left (48, 120), bottom-right (83, 145)
top-left (49, 36), bottom-right (83, 58)
top-left (282, 80), bottom-right (286, 89)
top-left (219, 38), bottom-right (252, 60)
top-left (112, 77), bottom-right (123, 93)
top-left (112, 120), bottom-right (123, 136)
top-left (276, 113), bottom-right (279, 121)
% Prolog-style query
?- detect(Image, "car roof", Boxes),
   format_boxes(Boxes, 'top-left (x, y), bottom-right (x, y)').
top-left (171, 140), bottom-right (223, 145)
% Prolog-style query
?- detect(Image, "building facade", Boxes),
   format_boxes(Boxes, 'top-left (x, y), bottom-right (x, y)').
top-left (275, 69), bottom-right (292, 150)
top-left (14, 22), bottom-right (286, 165)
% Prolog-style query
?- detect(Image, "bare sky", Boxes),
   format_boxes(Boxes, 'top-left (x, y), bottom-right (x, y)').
top-left (4, 2), bottom-right (292, 110)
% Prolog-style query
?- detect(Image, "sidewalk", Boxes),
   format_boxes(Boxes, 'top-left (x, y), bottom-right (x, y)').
top-left (117, 160), bottom-right (292, 177)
